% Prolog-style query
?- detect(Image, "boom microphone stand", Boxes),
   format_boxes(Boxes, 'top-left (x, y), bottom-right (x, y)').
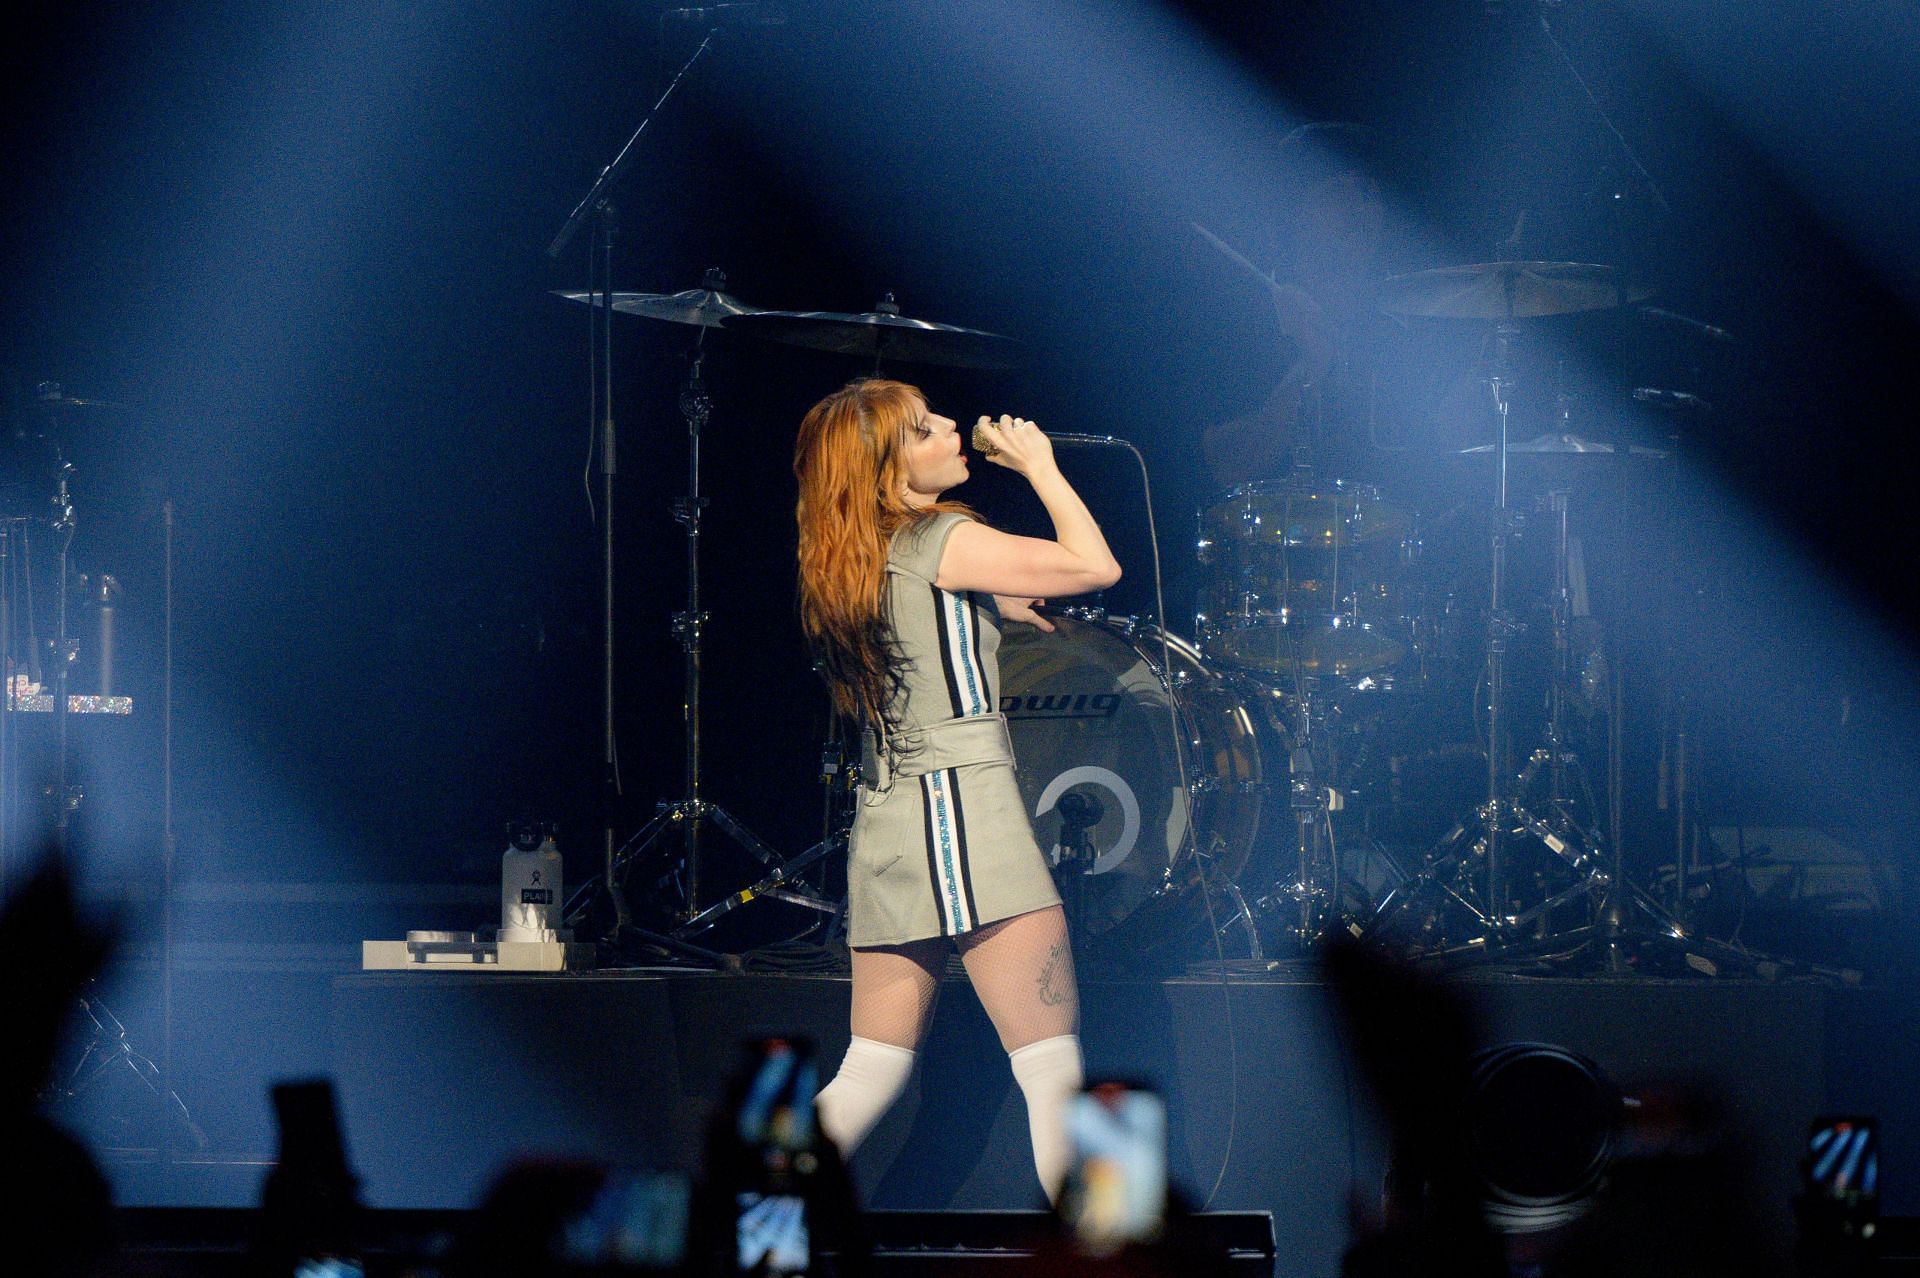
top-left (546, 32), bottom-right (731, 962)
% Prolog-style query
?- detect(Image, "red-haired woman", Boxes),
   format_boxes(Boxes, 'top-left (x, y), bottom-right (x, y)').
top-left (794, 378), bottom-right (1121, 1202)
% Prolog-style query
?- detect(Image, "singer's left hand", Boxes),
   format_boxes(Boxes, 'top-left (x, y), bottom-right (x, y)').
top-left (994, 596), bottom-right (1054, 631)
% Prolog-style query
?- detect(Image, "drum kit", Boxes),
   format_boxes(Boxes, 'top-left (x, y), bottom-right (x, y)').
top-left (571, 250), bottom-right (1737, 976)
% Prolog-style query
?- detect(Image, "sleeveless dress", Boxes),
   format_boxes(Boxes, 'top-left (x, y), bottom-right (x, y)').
top-left (844, 512), bottom-right (1063, 947)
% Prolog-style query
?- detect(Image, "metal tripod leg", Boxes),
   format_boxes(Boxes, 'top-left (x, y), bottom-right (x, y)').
top-left (674, 833), bottom-right (845, 939)
top-left (49, 991), bottom-right (208, 1152)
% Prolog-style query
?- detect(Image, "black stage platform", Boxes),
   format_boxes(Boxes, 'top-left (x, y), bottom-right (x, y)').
top-left (318, 968), bottom-right (1854, 1278)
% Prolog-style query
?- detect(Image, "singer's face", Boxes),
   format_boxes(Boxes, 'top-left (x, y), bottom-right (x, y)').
top-left (901, 397), bottom-right (968, 506)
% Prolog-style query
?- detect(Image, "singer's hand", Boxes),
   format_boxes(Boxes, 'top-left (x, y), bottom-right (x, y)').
top-left (971, 415), bottom-right (1056, 478)
top-left (993, 595), bottom-right (1054, 632)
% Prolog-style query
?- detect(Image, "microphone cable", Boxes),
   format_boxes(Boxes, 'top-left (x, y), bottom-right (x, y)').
top-left (1048, 432), bottom-right (1241, 1209)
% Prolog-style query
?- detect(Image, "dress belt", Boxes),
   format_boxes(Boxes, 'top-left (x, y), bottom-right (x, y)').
top-left (862, 714), bottom-right (1015, 794)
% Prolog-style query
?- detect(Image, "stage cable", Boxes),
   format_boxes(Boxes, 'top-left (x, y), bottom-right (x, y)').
top-left (1057, 431), bottom-right (1241, 1210)
top-left (161, 499), bottom-right (176, 1133)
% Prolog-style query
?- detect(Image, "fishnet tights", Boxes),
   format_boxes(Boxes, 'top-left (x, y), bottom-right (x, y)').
top-left (849, 905), bottom-right (1079, 1052)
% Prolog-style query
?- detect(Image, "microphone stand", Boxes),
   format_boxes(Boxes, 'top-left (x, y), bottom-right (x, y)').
top-left (51, 458), bottom-right (77, 853)
top-left (546, 31), bottom-right (730, 966)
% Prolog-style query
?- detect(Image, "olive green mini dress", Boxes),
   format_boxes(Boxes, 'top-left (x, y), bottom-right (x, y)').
top-left (844, 512), bottom-right (1063, 948)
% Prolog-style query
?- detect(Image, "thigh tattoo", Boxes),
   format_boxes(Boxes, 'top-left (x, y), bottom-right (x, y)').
top-left (1036, 940), bottom-right (1073, 1008)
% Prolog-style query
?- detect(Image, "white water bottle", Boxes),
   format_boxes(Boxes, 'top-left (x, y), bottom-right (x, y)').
top-left (500, 829), bottom-right (563, 942)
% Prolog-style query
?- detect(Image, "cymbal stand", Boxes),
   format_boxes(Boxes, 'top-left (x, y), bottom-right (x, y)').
top-left (47, 981), bottom-right (207, 1152)
top-left (1262, 676), bottom-right (1338, 947)
top-left (51, 457), bottom-right (79, 852)
top-left (1514, 492), bottom-right (1610, 857)
top-left (599, 325), bottom-right (834, 941)
top-left (1482, 343), bottom-right (1520, 921)
top-left (1364, 324), bottom-right (1571, 952)
top-left (545, 32), bottom-right (735, 960)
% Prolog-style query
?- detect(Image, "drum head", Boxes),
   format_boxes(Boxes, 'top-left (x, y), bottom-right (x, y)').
top-left (998, 614), bottom-right (1262, 940)
top-left (1200, 479), bottom-right (1412, 550)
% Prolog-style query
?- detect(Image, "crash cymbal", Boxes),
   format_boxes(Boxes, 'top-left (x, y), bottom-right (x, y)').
top-left (553, 285), bottom-right (761, 328)
top-left (722, 294), bottom-right (1022, 370)
top-left (1377, 261), bottom-right (1651, 320)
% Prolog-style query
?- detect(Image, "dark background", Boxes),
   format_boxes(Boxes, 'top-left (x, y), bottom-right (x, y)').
top-left (3, 0), bottom-right (1917, 965)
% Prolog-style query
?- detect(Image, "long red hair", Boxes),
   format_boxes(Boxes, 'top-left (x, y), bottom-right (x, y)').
top-left (794, 378), bottom-right (971, 727)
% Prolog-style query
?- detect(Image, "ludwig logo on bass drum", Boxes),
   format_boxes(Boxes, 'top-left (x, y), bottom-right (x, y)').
top-left (1000, 691), bottom-right (1121, 720)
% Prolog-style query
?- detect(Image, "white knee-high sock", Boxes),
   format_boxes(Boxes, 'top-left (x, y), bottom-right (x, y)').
top-left (814, 1036), bottom-right (917, 1157)
top-left (1009, 1033), bottom-right (1084, 1204)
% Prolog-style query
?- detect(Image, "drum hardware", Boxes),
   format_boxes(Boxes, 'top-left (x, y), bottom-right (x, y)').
top-left (1358, 334), bottom-right (1772, 971)
top-left (1632, 386), bottom-right (1714, 415)
top-left (721, 294), bottom-right (1023, 371)
top-left (1049, 432), bottom-right (1253, 968)
top-left (546, 27), bottom-right (738, 958)
top-left (1271, 678), bottom-right (1342, 948)
top-left (1362, 321), bottom-right (1537, 944)
top-left (4, 391), bottom-right (200, 1151)
top-left (669, 830), bottom-right (847, 941)
top-left (1374, 316), bottom-right (1678, 955)
top-left (1050, 790), bottom-right (1105, 943)
top-left (555, 271), bottom-right (834, 952)
top-left (1203, 843), bottom-right (1265, 963)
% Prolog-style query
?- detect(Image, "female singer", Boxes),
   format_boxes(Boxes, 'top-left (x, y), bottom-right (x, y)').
top-left (793, 378), bottom-right (1121, 1200)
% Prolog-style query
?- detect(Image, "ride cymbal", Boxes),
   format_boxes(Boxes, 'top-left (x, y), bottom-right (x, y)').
top-left (722, 295), bottom-right (1021, 370)
top-left (553, 285), bottom-right (762, 328)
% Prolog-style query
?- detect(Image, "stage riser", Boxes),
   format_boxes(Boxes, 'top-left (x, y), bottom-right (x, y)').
top-left (66, 960), bottom-right (1901, 1278)
top-left (323, 972), bottom-right (1842, 1278)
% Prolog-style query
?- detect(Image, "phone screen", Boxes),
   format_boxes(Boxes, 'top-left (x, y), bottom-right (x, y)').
top-left (736, 1192), bottom-right (809, 1276)
top-left (1805, 1117), bottom-right (1878, 1238)
top-left (1061, 1082), bottom-right (1168, 1255)
top-left (733, 1039), bottom-right (819, 1275)
top-left (292, 1262), bottom-right (364, 1278)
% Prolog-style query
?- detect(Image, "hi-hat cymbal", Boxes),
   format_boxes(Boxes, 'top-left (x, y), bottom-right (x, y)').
top-left (722, 295), bottom-right (1022, 370)
top-left (1458, 431), bottom-right (1669, 459)
top-left (1377, 261), bottom-right (1651, 320)
top-left (553, 286), bottom-right (761, 328)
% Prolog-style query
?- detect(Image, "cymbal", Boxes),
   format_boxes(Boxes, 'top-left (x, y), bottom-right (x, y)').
top-left (1458, 431), bottom-right (1669, 459)
top-left (32, 385), bottom-right (128, 412)
top-left (722, 296), bottom-right (1022, 370)
top-left (1377, 261), bottom-right (1651, 320)
top-left (553, 286), bottom-right (761, 328)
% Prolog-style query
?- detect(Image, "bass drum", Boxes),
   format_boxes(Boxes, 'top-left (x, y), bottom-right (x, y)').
top-left (996, 612), bottom-right (1266, 949)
